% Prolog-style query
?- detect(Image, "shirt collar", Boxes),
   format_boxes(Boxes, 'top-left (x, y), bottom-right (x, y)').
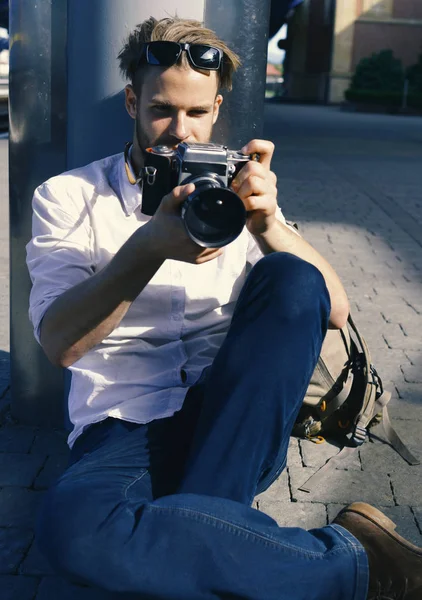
top-left (113, 145), bottom-right (144, 217)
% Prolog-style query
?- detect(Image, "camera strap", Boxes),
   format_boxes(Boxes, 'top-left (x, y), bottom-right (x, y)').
top-left (124, 142), bottom-right (157, 187)
top-left (124, 142), bottom-right (144, 186)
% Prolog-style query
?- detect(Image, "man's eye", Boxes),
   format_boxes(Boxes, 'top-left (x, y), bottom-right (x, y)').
top-left (152, 105), bottom-right (170, 113)
top-left (189, 110), bottom-right (208, 117)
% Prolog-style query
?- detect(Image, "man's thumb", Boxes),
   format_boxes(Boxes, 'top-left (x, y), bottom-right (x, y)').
top-left (161, 183), bottom-right (195, 212)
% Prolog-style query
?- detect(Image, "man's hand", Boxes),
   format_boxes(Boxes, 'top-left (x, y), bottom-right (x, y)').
top-left (231, 139), bottom-right (278, 236)
top-left (145, 183), bottom-right (223, 264)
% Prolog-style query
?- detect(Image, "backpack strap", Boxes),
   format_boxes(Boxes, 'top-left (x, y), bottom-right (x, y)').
top-left (378, 402), bottom-right (420, 465)
top-left (347, 314), bottom-right (378, 444)
top-left (298, 446), bottom-right (358, 493)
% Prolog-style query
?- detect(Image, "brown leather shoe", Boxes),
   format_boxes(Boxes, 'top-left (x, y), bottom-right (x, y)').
top-left (333, 502), bottom-right (422, 599)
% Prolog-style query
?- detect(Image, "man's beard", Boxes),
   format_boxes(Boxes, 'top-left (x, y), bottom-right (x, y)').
top-left (135, 119), bottom-right (163, 153)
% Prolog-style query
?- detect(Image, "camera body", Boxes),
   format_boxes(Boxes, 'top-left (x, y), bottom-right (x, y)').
top-left (141, 142), bottom-right (251, 216)
top-left (140, 142), bottom-right (252, 248)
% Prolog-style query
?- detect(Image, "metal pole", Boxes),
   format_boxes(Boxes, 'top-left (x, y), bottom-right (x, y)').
top-left (9, 0), bottom-right (68, 426)
top-left (204, 0), bottom-right (272, 149)
top-left (9, 0), bottom-right (270, 426)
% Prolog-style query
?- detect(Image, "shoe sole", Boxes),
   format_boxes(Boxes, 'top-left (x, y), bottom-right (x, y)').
top-left (339, 502), bottom-right (422, 555)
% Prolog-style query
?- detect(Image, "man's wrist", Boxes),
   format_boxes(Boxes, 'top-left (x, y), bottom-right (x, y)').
top-left (105, 224), bottom-right (165, 293)
top-left (251, 214), bottom-right (278, 239)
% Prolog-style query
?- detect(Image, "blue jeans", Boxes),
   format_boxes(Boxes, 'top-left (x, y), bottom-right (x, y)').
top-left (36, 253), bottom-right (369, 599)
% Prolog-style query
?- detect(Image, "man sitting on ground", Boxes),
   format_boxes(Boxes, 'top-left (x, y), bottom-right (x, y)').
top-left (26, 16), bottom-right (422, 600)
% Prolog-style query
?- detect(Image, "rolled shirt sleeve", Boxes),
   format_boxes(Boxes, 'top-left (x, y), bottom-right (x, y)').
top-left (26, 182), bottom-right (94, 344)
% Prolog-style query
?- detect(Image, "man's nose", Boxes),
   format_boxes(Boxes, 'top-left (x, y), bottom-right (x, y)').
top-left (169, 112), bottom-right (188, 141)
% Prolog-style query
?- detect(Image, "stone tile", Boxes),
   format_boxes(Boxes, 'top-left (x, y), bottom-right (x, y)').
top-left (289, 466), bottom-right (394, 506)
top-left (299, 438), bottom-right (338, 469)
top-left (390, 467), bottom-right (422, 506)
top-left (0, 575), bottom-right (39, 600)
top-left (386, 394), bottom-right (422, 421)
top-left (356, 332), bottom-right (388, 350)
top-left (384, 419), bottom-right (421, 460)
top-left (361, 438), bottom-right (417, 475)
top-left (300, 439), bottom-right (361, 470)
top-left (404, 351), bottom-right (422, 366)
top-left (34, 455), bottom-right (69, 490)
top-left (326, 503), bottom-right (345, 524)
top-left (0, 488), bottom-right (44, 528)
top-left (364, 420), bottom-right (421, 470)
top-left (0, 528), bottom-right (33, 574)
top-left (258, 500), bottom-right (327, 530)
top-left (286, 437), bottom-right (302, 468)
top-left (377, 380), bottom-right (399, 400)
top-left (0, 453), bottom-right (45, 487)
top-left (0, 425), bottom-right (37, 453)
top-left (36, 577), bottom-right (127, 599)
top-left (30, 430), bottom-right (69, 457)
top-left (401, 366), bottom-right (422, 384)
top-left (255, 470), bottom-right (290, 503)
top-left (378, 306), bottom-right (421, 326)
top-left (384, 331), bottom-right (421, 351)
top-left (327, 504), bottom-right (422, 547)
top-left (369, 347), bottom-right (410, 370)
top-left (412, 507), bottom-right (422, 536)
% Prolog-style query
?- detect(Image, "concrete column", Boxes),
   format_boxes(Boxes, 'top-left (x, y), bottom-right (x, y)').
top-left (328, 0), bottom-right (359, 103)
top-left (362, 0), bottom-right (393, 17)
top-left (284, 0), bottom-right (311, 100)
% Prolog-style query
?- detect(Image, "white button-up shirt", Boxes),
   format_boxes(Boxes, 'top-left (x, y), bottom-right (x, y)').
top-left (26, 152), bottom-right (291, 447)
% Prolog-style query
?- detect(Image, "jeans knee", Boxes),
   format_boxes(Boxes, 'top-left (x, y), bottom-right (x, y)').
top-left (245, 253), bottom-right (330, 325)
top-left (255, 252), bottom-right (327, 296)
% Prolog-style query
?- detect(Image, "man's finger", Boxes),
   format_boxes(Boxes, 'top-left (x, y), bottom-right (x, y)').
top-left (161, 183), bottom-right (195, 212)
top-left (195, 248), bottom-right (224, 264)
top-left (236, 175), bottom-right (269, 203)
top-left (231, 161), bottom-right (268, 191)
top-left (240, 139), bottom-right (275, 170)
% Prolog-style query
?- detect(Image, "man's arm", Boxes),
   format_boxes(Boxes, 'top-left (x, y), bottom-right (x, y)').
top-left (39, 224), bottom-right (163, 368)
top-left (232, 139), bottom-right (350, 330)
top-left (251, 220), bottom-right (350, 330)
top-left (38, 184), bottom-right (222, 367)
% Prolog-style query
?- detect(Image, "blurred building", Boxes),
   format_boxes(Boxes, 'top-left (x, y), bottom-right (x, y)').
top-left (285, 0), bottom-right (422, 103)
top-left (266, 62), bottom-right (284, 98)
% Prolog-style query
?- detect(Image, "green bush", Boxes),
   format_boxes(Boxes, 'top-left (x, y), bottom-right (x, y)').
top-left (349, 49), bottom-right (404, 93)
top-left (407, 53), bottom-right (422, 93)
top-left (345, 89), bottom-right (400, 106)
top-left (344, 88), bottom-right (422, 109)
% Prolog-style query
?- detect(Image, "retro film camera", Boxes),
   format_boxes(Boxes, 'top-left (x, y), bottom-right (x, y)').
top-left (141, 142), bottom-right (255, 248)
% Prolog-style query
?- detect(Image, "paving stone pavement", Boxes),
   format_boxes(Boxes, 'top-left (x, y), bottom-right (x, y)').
top-left (0, 104), bottom-right (421, 598)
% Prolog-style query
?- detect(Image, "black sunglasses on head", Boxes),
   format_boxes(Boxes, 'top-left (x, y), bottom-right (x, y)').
top-left (141, 41), bottom-right (223, 71)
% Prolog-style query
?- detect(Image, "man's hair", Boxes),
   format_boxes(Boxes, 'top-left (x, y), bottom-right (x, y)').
top-left (118, 17), bottom-right (241, 92)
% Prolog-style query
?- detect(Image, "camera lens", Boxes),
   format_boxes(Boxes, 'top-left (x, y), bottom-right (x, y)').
top-left (182, 186), bottom-right (246, 248)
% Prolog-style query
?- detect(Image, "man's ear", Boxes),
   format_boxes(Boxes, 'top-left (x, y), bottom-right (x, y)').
top-left (212, 94), bottom-right (223, 124)
top-left (124, 84), bottom-right (137, 120)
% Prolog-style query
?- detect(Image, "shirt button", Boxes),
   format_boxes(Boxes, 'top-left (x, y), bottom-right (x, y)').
top-left (181, 369), bottom-right (187, 383)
